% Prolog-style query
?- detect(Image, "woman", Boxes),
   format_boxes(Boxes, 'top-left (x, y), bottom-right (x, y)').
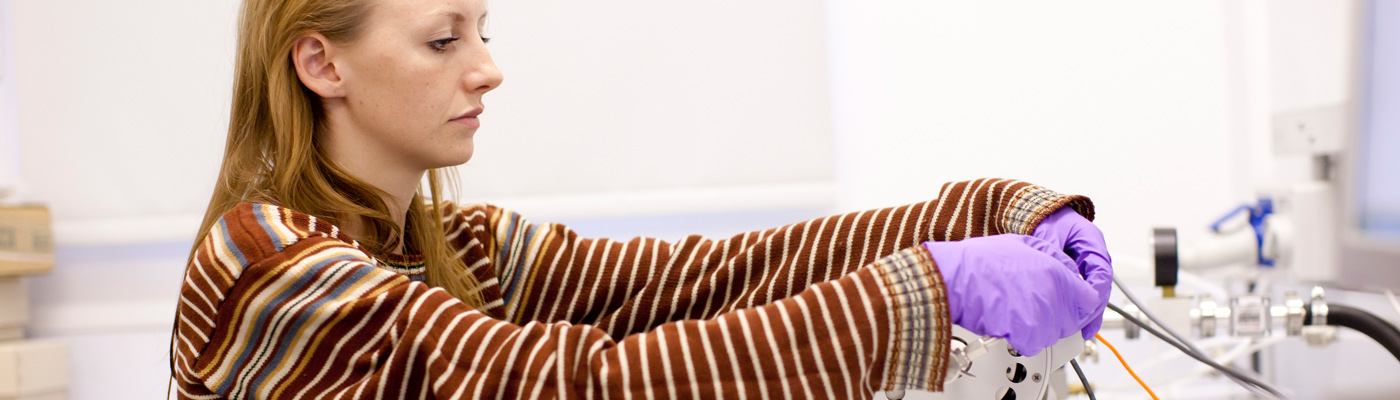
top-left (169, 0), bottom-right (1113, 398)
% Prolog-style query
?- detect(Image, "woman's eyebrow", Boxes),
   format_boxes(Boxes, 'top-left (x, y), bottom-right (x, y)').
top-left (437, 10), bottom-right (467, 23)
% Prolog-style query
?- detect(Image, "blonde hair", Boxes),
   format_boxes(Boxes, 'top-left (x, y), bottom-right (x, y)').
top-left (189, 0), bottom-right (484, 308)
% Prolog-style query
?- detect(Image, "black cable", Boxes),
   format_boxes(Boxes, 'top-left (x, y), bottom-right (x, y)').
top-left (1106, 303), bottom-right (1289, 399)
top-left (1112, 277), bottom-right (1206, 354)
top-left (1110, 277), bottom-right (1283, 399)
top-left (1069, 358), bottom-right (1096, 400)
top-left (1306, 303), bottom-right (1400, 362)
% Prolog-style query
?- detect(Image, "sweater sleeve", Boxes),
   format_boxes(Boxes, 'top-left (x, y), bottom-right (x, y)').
top-left (173, 236), bottom-right (953, 399)
top-left (444, 178), bottom-right (1091, 337)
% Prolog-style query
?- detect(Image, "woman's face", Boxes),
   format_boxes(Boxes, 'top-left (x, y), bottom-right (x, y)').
top-left (332, 0), bottom-right (502, 171)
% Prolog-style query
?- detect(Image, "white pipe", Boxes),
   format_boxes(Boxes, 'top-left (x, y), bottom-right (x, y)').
top-left (1178, 270), bottom-right (1233, 301)
top-left (1178, 226), bottom-right (1259, 271)
top-left (1130, 336), bottom-right (1250, 372)
top-left (1385, 289), bottom-right (1400, 320)
top-left (1159, 336), bottom-right (1289, 392)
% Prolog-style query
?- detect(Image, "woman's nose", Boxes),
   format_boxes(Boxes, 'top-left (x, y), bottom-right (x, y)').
top-left (466, 48), bottom-right (504, 93)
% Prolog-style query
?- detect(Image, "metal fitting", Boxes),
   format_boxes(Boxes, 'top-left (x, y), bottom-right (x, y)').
top-left (1284, 291), bottom-right (1305, 336)
top-left (1231, 295), bottom-right (1271, 337)
top-left (1197, 294), bottom-right (1218, 338)
top-left (1310, 286), bottom-right (1328, 326)
top-left (944, 338), bottom-right (971, 383)
top-left (1301, 286), bottom-right (1338, 347)
top-left (1122, 304), bottom-right (1142, 339)
top-left (1080, 340), bottom-right (1099, 364)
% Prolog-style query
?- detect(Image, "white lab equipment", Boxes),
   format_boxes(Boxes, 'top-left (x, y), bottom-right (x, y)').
top-left (901, 1), bottom-right (1400, 398)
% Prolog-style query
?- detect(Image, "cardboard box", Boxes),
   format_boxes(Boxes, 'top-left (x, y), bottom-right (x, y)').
top-left (0, 391), bottom-right (63, 400)
top-left (0, 340), bottom-right (68, 399)
top-left (0, 278), bottom-right (24, 341)
top-left (0, 206), bottom-right (52, 277)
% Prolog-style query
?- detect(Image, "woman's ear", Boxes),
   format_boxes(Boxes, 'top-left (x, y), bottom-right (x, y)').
top-left (292, 33), bottom-right (346, 98)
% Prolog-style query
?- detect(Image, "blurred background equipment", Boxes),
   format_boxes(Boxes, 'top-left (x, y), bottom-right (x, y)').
top-left (0, 205), bottom-right (69, 400)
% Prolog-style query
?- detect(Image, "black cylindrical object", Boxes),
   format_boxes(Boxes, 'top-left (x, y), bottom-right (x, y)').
top-left (1152, 227), bottom-right (1179, 288)
top-left (1306, 303), bottom-right (1400, 362)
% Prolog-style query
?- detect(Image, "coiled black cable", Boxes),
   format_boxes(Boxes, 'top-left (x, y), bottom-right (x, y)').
top-left (1305, 303), bottom-right (1400, 363)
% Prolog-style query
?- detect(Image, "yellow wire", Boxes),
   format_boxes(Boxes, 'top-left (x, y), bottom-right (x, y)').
top-left (1096, 333), bottom-right (1161, 400)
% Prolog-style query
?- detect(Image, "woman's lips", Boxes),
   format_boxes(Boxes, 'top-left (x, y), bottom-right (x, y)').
top-left (450, 108), bottom-right (483, 128)
top-left (451, 115), bottom-right (480, 128)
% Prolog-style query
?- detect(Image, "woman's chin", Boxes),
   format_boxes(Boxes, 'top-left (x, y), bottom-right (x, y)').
top-left (441, 151), bottom-right (474, 168)
top-left (423, 142), bottom-right (474, 169)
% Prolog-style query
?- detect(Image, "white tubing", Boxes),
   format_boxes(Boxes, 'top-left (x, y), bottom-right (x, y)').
top-left (1178, 270), bottom-right (1232, 301)
top-left (1096, 335), bottom-right (1287, 394)
top-left (1385, 289), bottom-right (1400, 320)
top-left (1159, 336), bottom-right (1289, 392)
top-left (1178, 227), bottom-right (1259, 271)
top-left (1130, 336), bottom-right (1250, 372)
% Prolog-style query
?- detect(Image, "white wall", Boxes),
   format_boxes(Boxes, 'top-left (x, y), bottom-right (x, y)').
top-left (458, 0), bottom-right (836, 208)
top-left (829, 0), bottom-right (1243, 269)
top-left (0, 0), bottom-right (19, 199)
top-left (8, 0), bottom-right (837, 247)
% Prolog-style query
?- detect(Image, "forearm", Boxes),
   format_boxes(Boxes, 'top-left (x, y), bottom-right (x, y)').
top-left (447, 179), bottom-right (1091, 337)
top-left (421, 246), bottom-right (953, 399)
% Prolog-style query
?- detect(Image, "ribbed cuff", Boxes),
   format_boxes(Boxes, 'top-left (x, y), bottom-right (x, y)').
top-left (1001, 185), bottom-right (1096, 235)
top-left (872, 246), bottom-right (952, 393)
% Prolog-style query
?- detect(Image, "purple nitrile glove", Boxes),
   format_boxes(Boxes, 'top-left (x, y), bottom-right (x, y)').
top-left (923, 234), bottom-right (1103, 357)
top-left (1032, 207), bottom-right (1113, 340)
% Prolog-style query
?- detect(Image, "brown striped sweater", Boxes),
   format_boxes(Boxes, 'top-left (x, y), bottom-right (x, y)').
top-left (170, 178), bottom-right (1093, 399)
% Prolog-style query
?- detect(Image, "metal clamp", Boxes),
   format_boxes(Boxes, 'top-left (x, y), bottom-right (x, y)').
top-left (1302, 286), bottom-right (1339, 347)
top-left (1309, 286), bottom-right (1328, 326)
top-left (1284, 291), bottom-right (1305, 336)
top-left (1198, 294), bottom-right (1218, 338)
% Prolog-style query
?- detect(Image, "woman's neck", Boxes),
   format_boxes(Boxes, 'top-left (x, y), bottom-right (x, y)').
top-left (334, 173), bottom-right (418, 254)
top-left (319, 117), bottom-right (423, 254)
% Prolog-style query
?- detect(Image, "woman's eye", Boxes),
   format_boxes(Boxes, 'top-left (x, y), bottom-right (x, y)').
top-left (429, 37), bottom-right (460, 52)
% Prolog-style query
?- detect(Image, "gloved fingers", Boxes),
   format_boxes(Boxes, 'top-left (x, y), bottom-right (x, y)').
top-left (1081, 312), bottom-right (1105, 340)
top-left (1009, 339), bottom-right (1044, 357)
top-left (1020, 235), bottom-right (1079, 273)
top-left (1050, 266), bottom-right (1104, 326)
top-left (1064, 224), bottom-right (1114, 304)
top-left (1034, 251), bottom-right (1099, 348)
top-left (1064, 222), bottom-right (1109, 273)
top-left (1076, 255), bottom-right (1114, 320)
top-left (1069, 244), bottom-right (1111, 278)
top-left (1065, 253), bottom-right (1112, 340)
top-left (1048, 245), bottom-right (1079, 273)
top-left (1006, 322), bottom-right (1049, 357)
top-left (1070, 287), bottom-right (1108, 341)
top-left (1084, 265), bottom-right (1113, 300)
top-left (1036, 207), bottom-right (1078, 245)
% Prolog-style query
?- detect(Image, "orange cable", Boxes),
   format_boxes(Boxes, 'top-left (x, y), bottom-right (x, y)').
top-left (1096, 333), bottom-right (1161, 400)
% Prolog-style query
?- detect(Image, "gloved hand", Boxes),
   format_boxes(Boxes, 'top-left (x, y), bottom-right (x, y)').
top-left (1031, 207), bottom-right (1113, 339)
top-left (923, 234), bottom-right (1102, 356)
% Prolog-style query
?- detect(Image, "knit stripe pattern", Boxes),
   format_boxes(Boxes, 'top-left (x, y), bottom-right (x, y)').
top-left (170, 178), bottom-right (1091, 399)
